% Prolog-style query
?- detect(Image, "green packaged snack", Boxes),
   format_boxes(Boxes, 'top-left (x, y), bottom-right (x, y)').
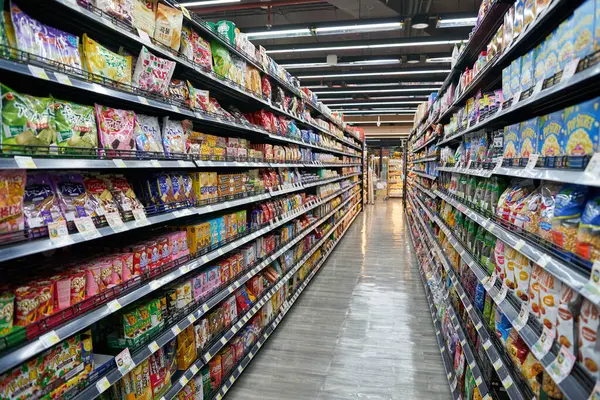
top-left (54, 100), bottom-right (98, 150)
top-left (201, 365), bottom-right (211, 398)
top-left (486, 299), bottom-right (495, 331)
top-left (211, 41), bottom-right (233, 79)
top-left (456, 212), bottom-right (464, 240)
top-left (474, 225), bottom-right (485, 259)
top-left (1, 84), bottom-right (56, 150)
top-left (466, 219), bottom-right (476, 251)
top-left (475, 178), bottom-right (486, 210)
top-left (467, 176), bottom-right (477, 204)
top-left (216, 20), bottom-right (237, 45)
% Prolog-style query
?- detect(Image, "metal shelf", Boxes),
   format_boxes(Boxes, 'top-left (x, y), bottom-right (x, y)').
top-left (408, 169), bottom-right (437, 180)
top-left (411, 156), bottom-right (439, 164)
top-left (410, 135), bottom-right (438, 153)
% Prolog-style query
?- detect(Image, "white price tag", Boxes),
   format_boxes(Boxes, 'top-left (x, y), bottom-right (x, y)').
top-left (112, 158), bottom-right (127, 168)
top-left (532, 79), bottom-right (544, 95)
top-left (187, 314), bottom-right (196, 324)
top-left (512, 90), bottom-right (522, 103)
top-left (28, 65), bottom-right (49, 80)
top-left (537, 254), bottom-right (551, 268)
top-left (107, 299), bottom-right (122, 312)
top-left (106, 212), bottom-right (129, 233)
top-left (148, 341), bottom-right (160, 353)
top-left (548, 345), bottom-right (577, 384)
top-left (482, 339), bottom-right (491, 351)
top-left (48, 220), bottom-right (74, 247)
top-left (171, 105), bottom-right (180, 114)
top-left (150, 159), bottom-right (162, 168)
top-left (115, 348), bottom-right (134, 375)
top-left (95, 377), bottom-right (111, 394)
top-left (532, 325), bottom-right (555, 359)
top-left (53, 72), bottom-right (73, 86)
top-left (561, 58), bottom-right (580, 82)
top-left (514, 239), bottom-right (526, 251)
top-left (137, 28), bottom-right (152, 45)
top-left (493, 358), bottom-right (503, 371)
top-left (13, 155), bottom-right (37, 169)
top-left (581, 261), bottom-right (600, 304)
top-left (502, 375), bottom-right (513, 389)
top-left (525, 154), bottom-right (539, 170)
top-left (585, 153), bottom-right (600, 179)
top-left (179, 376), bottom-right (189, 386)
top-left (513, 303), bottom-right (530, 331)
top-left (482, 273), bottom-right (497, 291)
top-left (39, 330), bottom-right (60, 348)
top-left (171, 325), bottom-right (182, 336)
top-left (132, 208), bottom-right (151, 227)
top-left (74, 216), bottom-right (101, 240)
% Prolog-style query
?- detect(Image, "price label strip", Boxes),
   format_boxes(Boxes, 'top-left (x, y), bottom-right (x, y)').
top-left (513, 303), bottom-right (530, 331)
top-left (74, 216), bottom-right (102, 240)
top-left (547, 345), bottom-right (577, 384)
top-left (532, 325), bottom-right (556, 359)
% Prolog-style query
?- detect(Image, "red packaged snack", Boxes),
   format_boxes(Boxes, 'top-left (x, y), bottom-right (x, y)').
top-left (129, 244), bottom-right (148, 275)
top-left (105, 175), bottom-right (144, 213)
top-left (83, 176), bottom-right (119, 216)
top-left (209, 356), bottom-right (222, 389)
top-left (158, 236), bottom-right (171, 265)
top-left (14, 285), bottom-right (39, 326)
top-left (261, 76), bottom-right (271, 100)
top-left (35, 280), bottom-right (54, 318)
top-left (145, 240), bottom-right (161, 270)
top-left (220, 346), bottom-right (235, 377)
top-left (219, 260), bottom-right (231, 284)
top-left (255, 110), bottom-right (272, 132)
top-left (70, 269), bottom-right (86, 304)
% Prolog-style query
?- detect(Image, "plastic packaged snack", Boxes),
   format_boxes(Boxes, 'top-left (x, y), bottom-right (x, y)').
top-left (187, 83), bottom-right (210, 111)
top-left (576, 193), bottom-right (600, 262)
top-left (133, 0), bottom-right (156, 36)
top-left (262, 76), bottom-right (272, 101)
top-left (0, 170), bottom-right (26, 233)
top-left (133, 46), bottom-right (176, 96)
top-left (95, 104), bottom-right (136, 152)
top-left (212, 41), bottom-right (232, 79)
top-left (154, 3), bottom-right (182, 51)
top-left (11, 3), bottom-right (82, 69)
top-left (556, 286), bottom-right (581, 354)
top-left (552, 184), bottom-right (589, 253)
top-left (83, 175), bottom-right (119, 216)
top-left (181, 27), bottom-right (213, 71)
top-left (96, 0), bottom-right (134, 25)
top-left (134, 114), bottom-right (163, 153)
top-left (23, 173), bottom-right (63, 228)
top-left (216, 20), bottom-right (237, 45)
top-left (161, 117), bottom-right (186, 156)
top-left (105, 175), bottom-right (144, 212)
top-left (539, 182), bottom-right (561, 241)
top-left (83, 34), bottom-right (132, 85)
top-left (245, 65), bottom-right (261, 95)
top-left (53, 174), bottom-right (92, 221)
top-left (54, 100), bottom-right (98, 150)
top-left (579, 299), bottom-right (600, 378)
top-left (168, 80), bottom-right (189, 105)
top-left (1, 84), bottom-right (56, 149)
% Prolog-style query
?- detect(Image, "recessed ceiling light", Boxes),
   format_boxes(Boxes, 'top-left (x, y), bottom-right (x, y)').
top-left (437, 17), bottom-right (477, 28)
top-left (181, 0), bottom-right (240, 6)
top-left (299, 69), bottom-right (450, 79)
top-left (266, 39), bottom-right (462, 54)
top-left (407, 55), bottom-right (420, 64)
top-left (326, 101), bottom-right (423, 106)
top-left (313, 87), bottom-right (440, 94)
top-left (411, 15), bottom-right (430, 29)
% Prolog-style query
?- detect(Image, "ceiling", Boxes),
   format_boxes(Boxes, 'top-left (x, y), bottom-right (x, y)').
top-left (186, 0), bottom-right (479, 129)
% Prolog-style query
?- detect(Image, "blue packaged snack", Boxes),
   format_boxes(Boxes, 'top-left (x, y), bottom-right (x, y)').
top-left (510, 57), bottom-right (522, 96)
top-left (495, 310), bottom-right (512, 343)
top-left (539, 111), bottom-right (565, 161)
top-left (553, 184), bottom-right (589, 253)
top-left (53, 173), bottom-right (92, 220)
top-left (209, 219), bottom-right (220, 245)
top-left (475, 283), bottom-right (486, 312)
top-left (576, 193), bottom-right (600, 261)
top-left (217, 217), bottom-right (226, 242)
top-left (181, 174), bottom-right (194, 202)
top-left (170, 173), bottom-right (183, 203)
top-left (147, 174), bottom-right (175, 205)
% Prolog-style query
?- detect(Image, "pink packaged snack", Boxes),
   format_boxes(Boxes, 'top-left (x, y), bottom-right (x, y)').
top-left (51, 274), bottom-right (71, 311)
top-left (95, 105), bottom-right (136, 153)
top-left (132, 46), bottom-right (176, 96)
top-left (178, 231), bottom-right (189, 257)
top-left (119, 252), bottom-right (135, 278)
top-left (85, 263), bottom-right (106, 296)
top-left (145, 240), bottom-right (161, 270)
top-left (70, 269), bottom-right (86, 304)
top-left (108, 255), bottom-right (126, 285)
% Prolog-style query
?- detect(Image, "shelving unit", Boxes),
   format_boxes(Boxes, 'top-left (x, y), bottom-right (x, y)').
top-left (387, 159), bottom-right (404, 198)
top-left (407, 1), bottom-right (600, 399)
top-left (0, 1), bottom-right (364, 399)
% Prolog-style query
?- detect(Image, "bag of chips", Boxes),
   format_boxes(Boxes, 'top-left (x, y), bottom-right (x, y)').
top-left (52, 173), bottom-right (92, 221)
top-left (552, 184), bottom-right (589, 253)
top-left (95, 104), bottom-right (136, 152)
top-left (23, 173), bottom-right (63, 229)
top-left (161, 117), bottom-right (185, 156)
top-left (216, 20), bottom-right (237, 45)
top-left (212, 41), bottom-right (232, 78)
top-left (83, 34), bottom-right (132, 85)
top-left (54, 100), bottom-right (98, 150)
top-left (0, 170), bottom-right (26, 233)
top-left (187, 83), bottom-right (210, 112)
top-left (261, 76), bottom-right (272, 101)
top-left (154, 3), bottom-right (182, 51)
top-left (134, 114), bottom-right (163, 153)
top-left (576, 193), bottom-right (600, 262)
top-left (104, 175), bottom-right (144, 212)
top-left (132, 46), bottom-right (176, 96)
top-left (168, 79), bottom-right (190, 104)
top-left (133, 0), bottom-right (157, 37)
top-left (83, 175), bottom-right (119, 216)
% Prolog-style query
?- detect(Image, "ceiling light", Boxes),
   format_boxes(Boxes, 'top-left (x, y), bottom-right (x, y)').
top-left (437, 17), bottom-right (477, 28)
top-left (411, 15), bottom-right (430, 29)
top-left (266, 39), bottom-right (462, 54)
top-left (407, 55), bottom-right (420, 64)
top-left (326, 101), bottom-right (422, 106)
top-left (246, 28), bottom-right (312, 39)
top-left (181, 0), bottom-right (240, 6)
top-left (314, 87), bottom-right (440, 94)
top-left (426, 56), bottom-right (452, 63)
top-left (346, 120), bottom-right (412, 124)
top-left (299, 69), bottom-right (450, 79)
top-left (280, 58), bottom-right (401, 69)
top-left (320, 95), bottom-right (427, 101)
top-left (332, 109), bottom-right (417, 114)
top-left (307, 81), bottom-right (444, 90)
top-left (315, 22), bottom-right (402, 35)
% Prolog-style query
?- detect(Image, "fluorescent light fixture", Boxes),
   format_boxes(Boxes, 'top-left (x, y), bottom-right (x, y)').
top-left (315, 22), bottom-right (402, 34)
top-left (437, 17), bottom-right (477, 28)
top-left (306, 81), bottom-right (443, 89)
top-left (181, 0), bottom-right (240, 6)
top-left (326, 101), bottom-right (422, 106)
top-left (320, 95), bottom-right (428, 101)
top-left (426, 56), bottom-right (452, 63)
top-left (299, 69), bottom-right (450, 79)
top-left (266, 39), bottom-right (462, 54)
top-left (346, 120), bottom-right (412, 124)
top-left (246, 28), bottom-right (312, 39)
top-left (280, 58), bottom-right (401, 69)
top-left (313, 87), bottom-right (440, 94)
top-left (333, 109), bottom-right (417, 114)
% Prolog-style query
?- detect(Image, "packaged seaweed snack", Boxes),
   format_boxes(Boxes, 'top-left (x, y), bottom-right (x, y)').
top-left (1, 85), bottom-right (56, 148)
top-left (212, 41), bottom-right (232, 79)
top-left (135, 114), bottom-right (163, 153)
top-left (105, 175), bottom-right (144, 212)
top-left (11, 3), bottom-right (81, 68)
top-left (83, 34), bottom-right (132, 85)
top-left (132, 46), bottom-right (176, 96)
top-left (23, 173), bottom-right (63, 228)
top-left (552, 184), bottom-right (589, 253)
top-left (133, 0), bottom-right (156, 36)
top-left (576, 193), bottom-right (600, 262)
top-left (95, 104), bottom-right (136, 152)
top-left (0, 170), bottom-right (26, 233)
top-left (54, 100), bottom-right (98, 150)
top-left (154, 3), bottom-right (182, 51)
top-left (96, 0), bottom-right (134, 25)
top-left (161, 117), bottom-right (185, 156)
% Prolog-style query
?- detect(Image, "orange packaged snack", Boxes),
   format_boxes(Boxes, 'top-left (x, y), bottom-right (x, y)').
top-left (0, 170), bottom-right (26, 233)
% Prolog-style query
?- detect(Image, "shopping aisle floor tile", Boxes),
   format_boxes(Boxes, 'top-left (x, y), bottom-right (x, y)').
top-left (225, 200), bottom-right (450, 400)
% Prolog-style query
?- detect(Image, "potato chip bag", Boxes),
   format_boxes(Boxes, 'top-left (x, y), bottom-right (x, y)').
top-left (97, 0), bottom-right (134, 25)
top-left (161, 117), bottom-right (185, 156)
top-left (54, 100), bottom-right (98, 150)
top-left (133, 0), bottom-right (156, 36)
top-left (24, 173), bottom-right (63, 228)
top-left (154, 3), bottom-right (182, 51)
top-left (83, 34), bottom-right (132, 85)
top-left (212, 41), bottom-right (232, 79)
top-left (134, 114), bottom-right (163, 153)
top-left (0, 170), bottom-right (25, 233)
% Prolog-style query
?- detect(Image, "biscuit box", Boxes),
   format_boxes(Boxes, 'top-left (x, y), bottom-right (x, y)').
top-left (209, 219), bottom-right (220, 245)
top-left (503, 124), bottom-right (521, 160)
top-left (538, 111), bottom-right (566, 163)
top-left (573, 0), bottom-right (595, 60)
top-left (519, 117), bottom-right (539, 159)
top-left (564, 97), bottom-right (600, 167)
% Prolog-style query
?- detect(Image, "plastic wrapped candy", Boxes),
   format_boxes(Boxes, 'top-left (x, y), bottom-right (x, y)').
top-left (83, 34), bottom-right (132, 85)
top-left (154, 3), bottom-right (182, 51)
top-left (132, 46), bottom-right (176, 96)
top-left (187, 83), bottom-right (210, 111)
top-left (95, 104), bottom-right (136, 152)
top-left (104, 175), bottom-right (144, 212)
top-left (11, 3), bottom-right (82, 69)
top-left (168, 79), bottom-right (190, 104)
top-left (161, 117), bottom-right (186, 156)
top-left (134, 114), bottom-right (163, 153)
top-left (181, 27), bottom-right (213, 71)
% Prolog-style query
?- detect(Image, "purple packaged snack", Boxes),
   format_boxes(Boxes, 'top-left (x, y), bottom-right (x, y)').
top-left (181, 174), bottom-right (194, 202)
top-left (52, 174), bottom-right (93, 221)
top-left (161, 117), bottom-right (185, 156)
top-left (134, 114), bottom-right (163, 153)
top-left (23, 173), bottom-right (63, 228)
top-left (170, 173), bottom-right (183, 203)
top-left (11, 3), bottom-right (82, 69)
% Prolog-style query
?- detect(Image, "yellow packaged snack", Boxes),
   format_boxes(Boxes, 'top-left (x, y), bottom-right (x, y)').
top-left (154, 3), bottom-right (183, 51)
top-left (83, 34), bottom-right (132, 85)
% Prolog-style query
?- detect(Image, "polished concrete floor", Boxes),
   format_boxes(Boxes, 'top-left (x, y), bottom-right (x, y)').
top-left (227, 200), bottom-right (450, 400)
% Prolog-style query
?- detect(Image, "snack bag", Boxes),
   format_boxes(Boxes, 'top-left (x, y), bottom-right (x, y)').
top-left (539, 182), bottom-right (561, 241)
top-left (83, 175), bottom-right (119, 216)
top-left (95, 104), bottom-right (136, 152)
top-left (96, 0), bottom-right (134, 25)
top-left (54, 100), bottom-right (98, 150)
top-left (161, 117), bottom-right (185, 156)
top-left (576, 193), bottom-right (600, 262)
top-left (10, 3), bottom-right (82, 69)
top-left (134, 114), bottom-right (163, 153)
top-left (1, 84), bottom-right (56, 149)
top-left (23, 173), bottom-right (63, 228)
top-left (154, 3), bottom-right (183, 51)
top-left (83, 34), bottom-right (132, 85)
top-left (132, 46), bottom-right (176, 96)
top-left (188, 84), bottom-right (210, 112)
top-left (0, 170), bottom-right (26, 233)
top-left (131, 359), bottom-right (152, 400)
top-left (212, 41), bottom-right (232, 78)
top-left (133, 0), bottom-right (156, 36)
top-left (53, 173), bottom-right (93, 220)
top-left (579, 299), bottom-right (600, 378)
top-left (196, 35), bottom-right (213, 71)
top-left (105, 175), bottom-right (144, 212)
top-left (552, 184), bottom-right (589, 253)
top-left (168, 80), bottom-right (190, 104)
top-left (216, 20), bottom-right (237, 45)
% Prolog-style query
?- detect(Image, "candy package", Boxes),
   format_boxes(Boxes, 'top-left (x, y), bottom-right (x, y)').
top-left (83, 175), bottom-right (119, 216)
top-left (196, 35), bottom-right (213, 71)
top-left (261, 76), bottom-right (272, 101)
top-left (11, 3), bottom-right (82, 68)
top-left (1, 84), bottom-right (56, 148)
top-left (0, 170), bottom-right (26, 233)
top-left (133, 0), bottom-right (156, 36)
top-left (132, 46), bottom-right (176, 96)
top-left (161, 117), bottom-right (186, 156)
top-left (181, 27), bottom-right (213, 71)
top-left (154, 3), bottom-right (182, 51)
top-left (134, 114), bottom-right (163, 153)
top-left (95, 104), bottom-right (136, 152)
top-left (187, 83), bottom-right (210, 111)
top-left (23, 173), bottom-right (63, 228)
top-left (54, 100), bottom-right (98, 150)
top-left (83, 34), bottom-right (132, 85)
top-left (53, 174), bottom-right (93, 221)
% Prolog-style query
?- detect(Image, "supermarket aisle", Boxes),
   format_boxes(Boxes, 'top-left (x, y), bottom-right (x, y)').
top-left (227, 200), bottom-right (450, 400)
